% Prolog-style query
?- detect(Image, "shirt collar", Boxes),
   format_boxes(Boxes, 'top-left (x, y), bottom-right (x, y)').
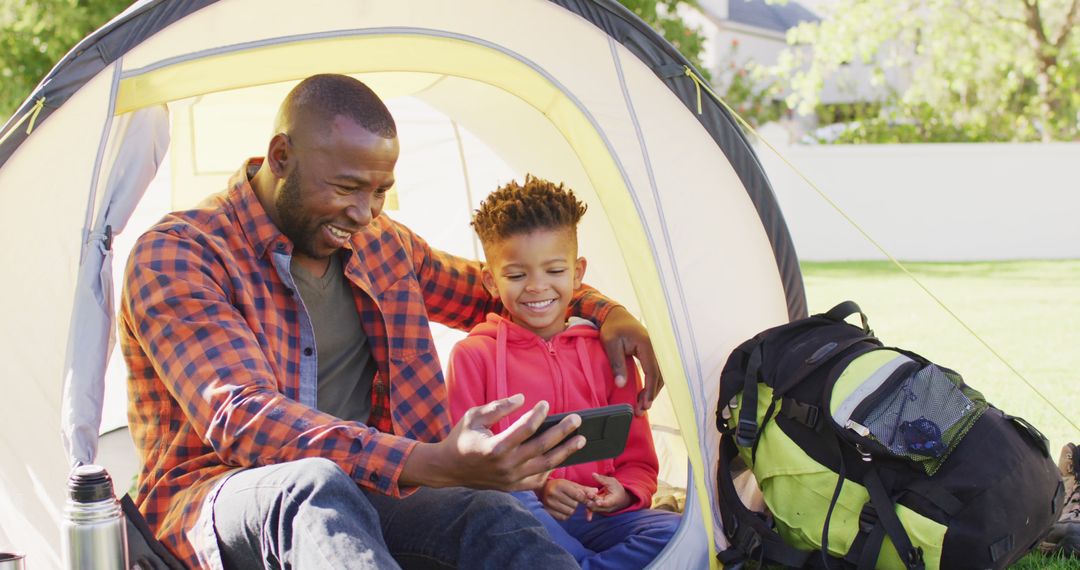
top-left (227, 157), bottom-right (291, 259)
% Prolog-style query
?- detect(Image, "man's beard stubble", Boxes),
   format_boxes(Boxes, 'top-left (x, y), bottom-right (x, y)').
top-left (275, 166), bottom-right (320, 259)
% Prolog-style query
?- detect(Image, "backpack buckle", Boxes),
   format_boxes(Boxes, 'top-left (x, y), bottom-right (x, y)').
top-left (731, 519), bottom-right (762, 554)
top-left (735, 419), bottom-right (758, 447)
top-left (858, 504), bottom-right (878, 533)
top-left (781, 399), bottom-right (820, 430)
top-left (904, 546), bottom-right (924, 569)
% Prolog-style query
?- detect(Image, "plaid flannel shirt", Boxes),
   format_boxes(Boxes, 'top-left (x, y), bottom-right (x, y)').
top-left (120, 160), bottom-right (616, 567)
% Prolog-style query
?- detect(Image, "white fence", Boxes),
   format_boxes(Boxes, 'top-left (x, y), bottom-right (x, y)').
top-left (754, 124), bottom-right (1080, 261)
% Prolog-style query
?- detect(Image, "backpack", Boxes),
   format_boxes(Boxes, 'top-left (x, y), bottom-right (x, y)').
top-left (714, 301), bottom-right (1065, 570)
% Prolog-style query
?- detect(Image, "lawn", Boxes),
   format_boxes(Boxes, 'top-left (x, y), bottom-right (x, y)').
top-left (801, 259), bottom-right (1080, 568)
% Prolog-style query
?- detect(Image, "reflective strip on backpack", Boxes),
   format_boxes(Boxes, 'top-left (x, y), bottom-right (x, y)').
top-left (831, 351), bottom-right (913, 426)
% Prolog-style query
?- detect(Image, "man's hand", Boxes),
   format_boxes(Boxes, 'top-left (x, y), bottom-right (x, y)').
top-left (540, 478), bottom-right (598, 521)
top-left (599, 306), bottom-right (663, 414)
top-left (400, 394), bottom-right (584, 491)
top-left (584, 473), bottom-right (631, 516)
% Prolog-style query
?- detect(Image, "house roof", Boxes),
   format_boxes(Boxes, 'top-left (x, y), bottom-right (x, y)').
top-left (710, 0), bottom-right (820, 34)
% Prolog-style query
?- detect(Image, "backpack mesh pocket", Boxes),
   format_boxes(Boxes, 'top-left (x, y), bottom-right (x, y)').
top-left (857, 364), bottom-right (987, 475)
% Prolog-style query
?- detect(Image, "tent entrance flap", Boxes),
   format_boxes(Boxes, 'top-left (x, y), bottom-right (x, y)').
top-left (115, 27), bottom-right (710, 554)
top-left (108, 26), bottom-right (710, 542)
top-left (61, 105), bottom-right (170, 467)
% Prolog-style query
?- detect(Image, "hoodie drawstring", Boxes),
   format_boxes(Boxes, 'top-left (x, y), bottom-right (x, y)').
top-left (574, 337), bottom-right (603, 408)
top-left (495, 319), bottom-right (511, 433)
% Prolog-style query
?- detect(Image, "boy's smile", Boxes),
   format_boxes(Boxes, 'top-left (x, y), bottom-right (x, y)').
top-left (482, 228), bottom-right (587, 340)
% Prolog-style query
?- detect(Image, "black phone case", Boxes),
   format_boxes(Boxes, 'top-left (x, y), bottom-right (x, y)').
top-left (527, 403), bottom-right (634, 467)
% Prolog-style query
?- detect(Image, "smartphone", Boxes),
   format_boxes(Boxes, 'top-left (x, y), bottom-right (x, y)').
top-left (525, 403), bottom-right (634, 467)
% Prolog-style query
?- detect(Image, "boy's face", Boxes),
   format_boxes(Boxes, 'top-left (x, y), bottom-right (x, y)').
top-left (482, 227), bottom-right (587, 340)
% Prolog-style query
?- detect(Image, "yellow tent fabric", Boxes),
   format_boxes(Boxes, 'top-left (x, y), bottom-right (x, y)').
top-left (0, 1), bottom-right (802, 567)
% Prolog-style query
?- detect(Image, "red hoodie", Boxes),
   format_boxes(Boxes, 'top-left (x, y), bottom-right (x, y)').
top-left (446, 313), bottom-right (659, 512)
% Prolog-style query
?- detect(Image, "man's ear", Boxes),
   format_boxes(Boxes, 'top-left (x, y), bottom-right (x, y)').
top-left (266, 133), bottom-right (292, 177)
top-left (481, 268), bottom-right (498, 298)
top-left (573, 257), bottom-right (587, 289)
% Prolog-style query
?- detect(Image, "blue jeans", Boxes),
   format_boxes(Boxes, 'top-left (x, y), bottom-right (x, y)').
top-left (212, 458), bottom-right (578, 569)
top-left (511, 490), bottom-right (681, 569)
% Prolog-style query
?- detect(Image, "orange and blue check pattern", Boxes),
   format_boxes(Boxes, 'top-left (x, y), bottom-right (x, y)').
top-left (119, 160), bottom-right (616, 567)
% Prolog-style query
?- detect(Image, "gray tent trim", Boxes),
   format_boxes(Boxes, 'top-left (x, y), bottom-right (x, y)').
top-left (0, 0), bottom-right (212, 165)
top-left (82, 62), bottom-right (124, 259)
top-left (0, 0), bottom-right (806, 321)
top-left (555, 0), bottom-right (807, 321)
top-left (607, 35), bottom-right (711, 410)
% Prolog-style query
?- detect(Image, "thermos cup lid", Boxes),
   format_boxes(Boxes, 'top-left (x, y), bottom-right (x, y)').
top-left (0, 552), bottom-right (25, 560)
top-left (0, 552), bottom-right (26, 570)
top-left (68, 464), bottom-right (115, 503)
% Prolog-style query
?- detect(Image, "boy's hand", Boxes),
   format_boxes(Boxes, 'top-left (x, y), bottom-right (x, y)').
top-left (599, 306), bottom-right (662, 414)
top-left (540, 478), bottom-right (598, 521)
top-left (585, 473), bottom-right (631, 515)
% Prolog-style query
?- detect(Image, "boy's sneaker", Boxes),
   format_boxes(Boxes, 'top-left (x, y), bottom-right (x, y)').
top-left (1041, 442), bottom-right (1080, 557)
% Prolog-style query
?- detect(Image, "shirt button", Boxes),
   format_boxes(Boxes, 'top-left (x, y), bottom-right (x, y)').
top-left (368, 472), bottom-right (379, 483)
top-left (303, 347), bottom-right (313, 356)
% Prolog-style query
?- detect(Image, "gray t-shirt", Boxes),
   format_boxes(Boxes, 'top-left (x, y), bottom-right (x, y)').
top-left (291, 252), bottom-right (376, 423)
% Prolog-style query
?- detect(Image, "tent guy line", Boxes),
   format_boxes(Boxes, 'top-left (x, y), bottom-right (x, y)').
top-left (683, 65), bottom-right (1080, 436)
top-left (0, 96), bottom-right (45, 147)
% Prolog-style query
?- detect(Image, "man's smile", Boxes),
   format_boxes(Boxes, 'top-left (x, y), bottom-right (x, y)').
top-left (326, 224), bottom-right (353, 239)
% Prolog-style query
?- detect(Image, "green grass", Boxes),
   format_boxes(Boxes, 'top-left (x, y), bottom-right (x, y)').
top-left (801, 259), bottom-right (1080, 569)
top-left (1013, 551), bottom-right (1080, 569)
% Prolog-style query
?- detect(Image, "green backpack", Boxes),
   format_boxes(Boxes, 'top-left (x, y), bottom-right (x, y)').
top-left (715, 301), bottom-right (1064, 569)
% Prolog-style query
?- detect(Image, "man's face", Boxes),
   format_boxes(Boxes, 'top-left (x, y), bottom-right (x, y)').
top-left (482, 228), bottom-right (586, 340)
top-left (274, 116), bottom-right (399, 262)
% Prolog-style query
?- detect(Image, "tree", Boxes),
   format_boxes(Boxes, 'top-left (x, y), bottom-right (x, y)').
top-left (0, 0), bottom-right (132, 122)
top-left (617, 1), bottom-right (787, 127)
top-left (716, 38), bottom-right (789, 128)
top-left (617, 0), bottom-right (709, 77)
top-left (772, 0), bottom-right (1080, 142)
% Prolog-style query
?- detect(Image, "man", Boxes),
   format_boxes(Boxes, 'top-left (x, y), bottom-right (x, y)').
top-left (120, 74), bottom-right (663, 569)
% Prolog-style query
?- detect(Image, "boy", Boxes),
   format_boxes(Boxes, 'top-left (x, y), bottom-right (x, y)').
top-left (446, 175), bottom-right (680, 569)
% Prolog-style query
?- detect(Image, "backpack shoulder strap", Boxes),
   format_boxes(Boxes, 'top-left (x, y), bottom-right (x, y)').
top-left (716, 434), bottom-right (812, 568)
top-left (862, 467), bottom-right (926, 570)
top-left (735, 345), bottom-right (763, 447)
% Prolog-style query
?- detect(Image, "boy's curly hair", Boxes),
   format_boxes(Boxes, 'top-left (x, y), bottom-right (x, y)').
top-left (472, 175), bottom-right (587, 246)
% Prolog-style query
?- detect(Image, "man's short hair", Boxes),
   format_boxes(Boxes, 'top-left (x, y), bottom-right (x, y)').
top-left (281, 74), bottom-right (397, 138)
top-left (471, 175), bottom-right (587, 246)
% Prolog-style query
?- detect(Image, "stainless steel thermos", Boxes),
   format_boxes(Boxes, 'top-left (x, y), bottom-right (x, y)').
top-left (61, 465), bottom-right (129, 570)
top-left (0, 552), bottom-right (26, 570)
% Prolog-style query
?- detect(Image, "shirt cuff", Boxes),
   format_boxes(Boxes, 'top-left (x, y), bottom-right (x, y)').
top-left (350, 432), bottom-right (420, 498)
top-left (573, 285), bottom-right (622, 325)
top-left (595, 301), bottom-right (621, 324)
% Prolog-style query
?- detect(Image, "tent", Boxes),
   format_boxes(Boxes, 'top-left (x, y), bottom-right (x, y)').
top-left (0, 0), bottom-right (806, 567)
